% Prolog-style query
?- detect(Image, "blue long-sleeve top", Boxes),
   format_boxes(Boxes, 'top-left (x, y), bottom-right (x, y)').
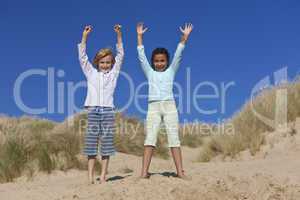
top-left (137, 43), bottom-right (185, 102)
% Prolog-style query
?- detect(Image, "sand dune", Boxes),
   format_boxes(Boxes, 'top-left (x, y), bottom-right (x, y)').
top-left (1, 120), bottom-right (300, 200)
top-left (1, 139), bottom-right (300, 200)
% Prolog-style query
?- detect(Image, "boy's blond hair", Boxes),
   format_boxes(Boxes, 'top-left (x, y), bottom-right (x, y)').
top-left (93, 48), bottom-right (115, 66)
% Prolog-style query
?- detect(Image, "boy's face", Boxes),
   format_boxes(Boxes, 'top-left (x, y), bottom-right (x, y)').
top-left (153, 54), bottom-right (168, 71)
top-left (98, 55), bottom-right (113, 72)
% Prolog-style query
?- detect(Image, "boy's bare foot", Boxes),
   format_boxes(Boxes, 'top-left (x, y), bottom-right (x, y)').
top-left (88, 180), bottom-right (95, 185)
top-left (88, 176), bottom-right (94, 185)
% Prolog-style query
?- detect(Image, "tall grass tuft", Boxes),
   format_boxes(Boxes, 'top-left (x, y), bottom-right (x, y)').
top-left (198, 80), bottom-right (300, 162)
top-left (0, 133), bottom-right (29, 182)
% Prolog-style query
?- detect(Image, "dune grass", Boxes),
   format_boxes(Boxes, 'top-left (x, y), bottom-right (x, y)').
top-left (198, 80), bottom-right (300, 162)
top-left (3, 80), bottom-right (299, 181)
top-left (0, 134), bottom-right (28, 182)
top-left (0, 112), bottom-right (170, 182)
top-left (179, 123), bottom-right (207, 148)
top-left (0, 116), bottom-right (87, 182)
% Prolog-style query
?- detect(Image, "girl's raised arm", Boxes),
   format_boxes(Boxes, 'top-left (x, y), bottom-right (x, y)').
top-left (170, 23), bottom-right (193, 73)
top-left (78, 25), bottom-right (96, 77)
top-left (136, 23), bottom-right (151, 78)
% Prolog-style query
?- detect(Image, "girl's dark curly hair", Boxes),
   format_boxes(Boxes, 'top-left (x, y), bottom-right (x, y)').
top-left (151, 47), bottom-right (170, 71)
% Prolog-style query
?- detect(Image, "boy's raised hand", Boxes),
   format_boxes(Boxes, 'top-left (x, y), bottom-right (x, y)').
top-left (180, 23), bottom-right (193, 44)
top-left (114, 24), bottom-right (122, 34)
top-left (81, 25), bottom-right (92, 44)
top-left (114, 24), bottom-right (123, 45)
top-left (137, 22), bottom-right (148, 35)
top-left (83, 25), bottom-right (92, 37)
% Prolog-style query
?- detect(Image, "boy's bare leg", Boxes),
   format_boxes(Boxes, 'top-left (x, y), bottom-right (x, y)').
top-left (141, 146), bottom-right (154, 178)
top-left (100, 156), bottom-right (110, 183)
top-left (88, 156), bottom-right (96, 184)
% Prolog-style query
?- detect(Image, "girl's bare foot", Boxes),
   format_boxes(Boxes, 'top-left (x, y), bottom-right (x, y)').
top-left (140, 172), bottom-right (151, 179)
top-left (177, 174), bottom-right (192, 180)
top-left (177, 170), bottom-right (192, 180)
top-left (99, 175), bottom-right (107, 183)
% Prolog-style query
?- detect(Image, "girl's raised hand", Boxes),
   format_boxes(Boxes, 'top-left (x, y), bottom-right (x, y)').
top-left (180, 23), bottom-right (193, 37)
top-left (136, 22), bottom-right (148, 35)
top-left (83, 25), bottom-right (92, 36)
top-left (114, 24), bottom-right (122, 34)
top-left (179, 23), bottom-right (193, 44)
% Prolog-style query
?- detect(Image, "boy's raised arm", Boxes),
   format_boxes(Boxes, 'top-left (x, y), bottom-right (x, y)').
top-left (113, 24), bottom-right (124, 73)
top-left (78, 25), bottom-right (95, 77)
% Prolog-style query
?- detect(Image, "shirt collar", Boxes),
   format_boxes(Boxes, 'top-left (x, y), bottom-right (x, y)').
top-left (97, 68), bottom-right (111, 74)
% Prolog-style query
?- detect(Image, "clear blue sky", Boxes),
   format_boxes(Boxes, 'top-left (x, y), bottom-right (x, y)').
top-left (1, 0), bottom-right (300, 123)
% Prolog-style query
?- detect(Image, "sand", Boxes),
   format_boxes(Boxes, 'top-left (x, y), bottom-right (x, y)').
top-left (1, 125), bottom-right (300, 200)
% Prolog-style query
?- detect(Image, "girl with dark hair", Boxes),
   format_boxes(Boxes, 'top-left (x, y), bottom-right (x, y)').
top-left (136, 22), bottom-right (193, 179)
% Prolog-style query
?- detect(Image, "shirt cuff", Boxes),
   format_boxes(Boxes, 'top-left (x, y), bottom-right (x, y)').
top-left (78, 43), bottom-right (86, 51)
top-left (137, 45), bottom-right (144, 50)
top-left (116, 43), bottom-right (123, 49)
top-left (178, 42), bottom-right (185, 49)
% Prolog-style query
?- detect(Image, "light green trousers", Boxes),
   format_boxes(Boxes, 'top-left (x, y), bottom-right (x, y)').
top-left (144, 100), bottom-right (181, 147)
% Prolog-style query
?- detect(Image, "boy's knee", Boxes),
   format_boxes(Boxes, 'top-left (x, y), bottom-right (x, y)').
top-left (87, 155), bottom-right (97, 159)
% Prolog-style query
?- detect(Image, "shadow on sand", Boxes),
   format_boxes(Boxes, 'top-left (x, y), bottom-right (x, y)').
top-left (96, 174), bottom-right (132, 182)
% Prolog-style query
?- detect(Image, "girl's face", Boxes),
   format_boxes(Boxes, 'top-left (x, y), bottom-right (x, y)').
top-left (98, 55), bottom-right (113, 72)
top-left (153, 54), bottom-right (168, 71)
